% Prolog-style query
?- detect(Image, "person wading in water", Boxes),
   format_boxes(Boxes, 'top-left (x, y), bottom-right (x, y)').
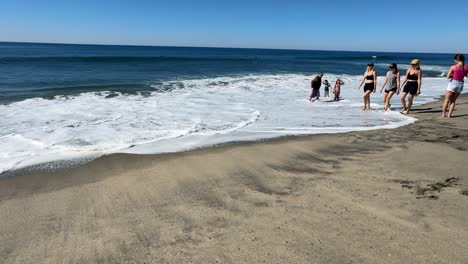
top-left (309, 72), bottom-right (324, 102)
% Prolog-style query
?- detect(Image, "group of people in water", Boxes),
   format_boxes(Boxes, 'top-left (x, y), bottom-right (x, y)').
top-left (309, 54), bottom-right (467, 118)
top-left (310, 73), bottom-right (344, 102)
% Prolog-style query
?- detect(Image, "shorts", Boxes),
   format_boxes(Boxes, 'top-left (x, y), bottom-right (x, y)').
top-left (364, 83), bottom-right (374, 93)
top-left (311, 89), bottom-right (320, 98)
top-left (447, 80), bottom-right (464, 93)
top-left (385, 87), bottom-right (397, 93)
top-left (324, 91), bottom-right (330, 97)
top-left (403, 82), bottom-right (418, 95)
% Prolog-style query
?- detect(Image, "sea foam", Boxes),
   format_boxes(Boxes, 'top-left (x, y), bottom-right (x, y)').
top-left (0, 74), bottom-right (450, 174)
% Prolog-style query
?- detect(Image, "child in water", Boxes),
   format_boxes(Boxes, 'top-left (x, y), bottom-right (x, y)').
top-left (323, 80), bottom-right (331, 97)
top-left (333, 79), bottom-right (345, 101)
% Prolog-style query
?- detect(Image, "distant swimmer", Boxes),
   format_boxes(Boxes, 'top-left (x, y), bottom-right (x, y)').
top-left (380, 63), bottom-right (401, 111)
top-left (358, 63), bottom-right (377, 110)
top-left (323, 80), bottom-right (331, 98)
top-left (442, 54), bottom-right (467, 118)
top-left (333, 79), bottom-right (345, 101)
top-left (400, 59), bottom-right (422, 114)
top-left (309, 72), bottom-right (323, 102)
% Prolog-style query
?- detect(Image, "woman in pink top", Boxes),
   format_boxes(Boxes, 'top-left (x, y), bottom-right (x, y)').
top-left (442, 54), bottom-right (468, 118)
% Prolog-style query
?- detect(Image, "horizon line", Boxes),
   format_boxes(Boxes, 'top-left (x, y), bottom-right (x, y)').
top-left (0, 40), bottom-right (458, 55)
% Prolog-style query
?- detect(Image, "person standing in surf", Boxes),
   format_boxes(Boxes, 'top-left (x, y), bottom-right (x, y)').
top-left (442, 54), bottom-right (467, 118)
top-left (400, 59), bottom-right (422, 114)
top-left (379, 63), bottom-right (401, 111)
top-left (309, 72), bottom-right (323, 101)
top-left (323, 80), bottom-right (331, 98)
top-left (333, 79), bottom-right (344, 101)
top-left (358, 63), bottom-right (377, 110)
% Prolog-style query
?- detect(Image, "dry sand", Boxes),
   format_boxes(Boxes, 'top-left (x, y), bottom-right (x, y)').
top-left (1, 97), bottom-right (468, 264)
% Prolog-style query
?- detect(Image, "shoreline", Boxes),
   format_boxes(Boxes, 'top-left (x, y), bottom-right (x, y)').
top-left (4, 93), bottom-right (451, 178)
top-left (0, 76), bottom-right (450, 175)
top-left (1, 96), bottom-right (467, 263)
top-left (0, 93), bottom-right (456, 179)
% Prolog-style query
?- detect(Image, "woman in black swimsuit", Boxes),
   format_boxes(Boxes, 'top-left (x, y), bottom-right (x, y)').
top-left (400, 59), bottom-right (422, 114)
top-left (358, 63), bottom-right (377, 110)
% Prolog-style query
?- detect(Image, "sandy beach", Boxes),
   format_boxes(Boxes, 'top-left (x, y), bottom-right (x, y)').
top-left (1, 96), bottom-right (467, 264)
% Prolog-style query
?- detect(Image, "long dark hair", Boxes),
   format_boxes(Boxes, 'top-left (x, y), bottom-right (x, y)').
top-left (454, 54), bottom-right (465, 68)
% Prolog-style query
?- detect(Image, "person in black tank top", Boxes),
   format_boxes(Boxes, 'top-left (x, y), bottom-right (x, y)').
top-left (407, 73), bottom-right (418, 81)
top-left (400, 59), bottom-right (422, 114)
top-left (358, 63), bottom-right (377, 111)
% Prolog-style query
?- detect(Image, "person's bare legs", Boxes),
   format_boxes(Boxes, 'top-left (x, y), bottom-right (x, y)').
top-left (363, 91), bottom-right (371, 110)
top-left (442, 90), bottom-right (453, 118)
top-left (363, 93), bottom-right (367, 110)
top-left (400, 92), bottom-right (408, 113)
top-left (383, 92), bottom-right (388, 110)
top-left (385, 91), bottom-right (395, 111)
top-left (448, 92), bottom-right (461, 118)
top-left (367, 93), bottom-right (371, 110)
top-left (406, 94), bottom-right (415, 114)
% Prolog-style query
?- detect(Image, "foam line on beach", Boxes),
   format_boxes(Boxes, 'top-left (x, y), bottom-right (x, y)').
top-left (0, 74), bottom-right (451, 174)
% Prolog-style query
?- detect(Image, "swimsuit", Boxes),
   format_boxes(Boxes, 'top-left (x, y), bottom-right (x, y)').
top-left (364, 83), bottom-right (374, 92)
top-left (407, 73), bottom-right (418, 81)
top-left (364, 72), bottom-right (375, 92)
top-left (403, 82), bottom-right (418, 95)
top-left (403, 71), bottom-right (419, 95)
top-left (334, 82), bottom-right (342, 101)
top-left (324, 84), bottom-right (330, 97)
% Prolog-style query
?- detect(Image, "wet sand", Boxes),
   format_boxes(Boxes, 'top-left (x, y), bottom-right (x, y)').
top-left (1, 97), bottom-right (468, 264)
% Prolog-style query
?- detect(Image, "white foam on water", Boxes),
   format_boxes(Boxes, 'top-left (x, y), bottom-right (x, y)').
top-left (0, 74), bottom-right (451, 174)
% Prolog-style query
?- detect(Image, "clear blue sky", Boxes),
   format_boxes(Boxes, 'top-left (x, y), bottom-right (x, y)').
top-left (1, 0), bottom-right (467, 53)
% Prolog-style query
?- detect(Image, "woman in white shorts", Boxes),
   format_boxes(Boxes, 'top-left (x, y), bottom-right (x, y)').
top-left (442, 54), bottom-right (467, 118)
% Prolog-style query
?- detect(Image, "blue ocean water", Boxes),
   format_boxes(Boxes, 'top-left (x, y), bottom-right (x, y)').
top-left (0, 42), bottom-right (456, 174)
top-left (0, 42), bottom-right (452, 103)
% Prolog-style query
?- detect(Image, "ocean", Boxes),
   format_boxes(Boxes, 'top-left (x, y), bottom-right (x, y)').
top-left (0, 42), bottom-right (455, 174)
